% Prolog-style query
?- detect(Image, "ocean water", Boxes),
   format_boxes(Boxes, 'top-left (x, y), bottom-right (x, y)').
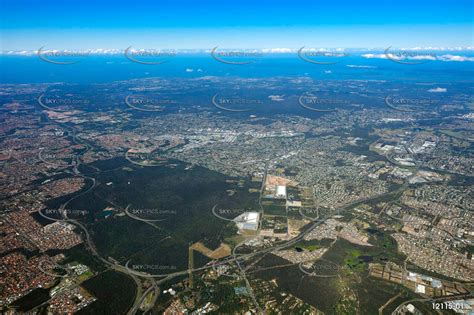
top-left (1, 53), bottom-right (473, 84)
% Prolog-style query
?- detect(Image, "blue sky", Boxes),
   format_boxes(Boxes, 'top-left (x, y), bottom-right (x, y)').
top-left (1, 0), bottom-right (473, 50)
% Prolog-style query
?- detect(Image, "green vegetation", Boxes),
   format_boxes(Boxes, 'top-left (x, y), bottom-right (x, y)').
top-left (344, 249), bottom-right (365, 272)
top-left (63, 160), bottom-right (259, 271)
top-left (78, 270), bottom-right (136, 315)
top-left (202, 280), bottom-right (250, 314)
top-left (293, 239), bottom-right (323, 252)
top-left (302, 244), bottom-right (320, 251)
top-left (262, 204), bottom-right (287, 216)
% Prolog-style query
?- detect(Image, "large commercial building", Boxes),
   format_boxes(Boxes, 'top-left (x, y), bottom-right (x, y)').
top-left (275, 185), bottom-right (287, 199)
top-left (234, 212), bottom-right (259, 231)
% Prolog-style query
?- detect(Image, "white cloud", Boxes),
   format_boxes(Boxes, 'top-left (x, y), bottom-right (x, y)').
top-left (261, 48), bottom-right (293, 53)
top-left (361, 53), bottom-right (387, 59)
top-left (428, 87), bottom-right (447, 93)
top-left (1, 47), bottom-right (474, 56)
top-left (363, 53), bottom-right (436, 61)
top-left (346, 64), bottom-right (377, 68)
top-left (362, 52), bottom-right (474, 62)
top-left (438, 54), bottom-right (474, 62)
top-left (408, 55), bottom-right (437, 61)
top-left (268, 95), bottom-right (285, 101)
